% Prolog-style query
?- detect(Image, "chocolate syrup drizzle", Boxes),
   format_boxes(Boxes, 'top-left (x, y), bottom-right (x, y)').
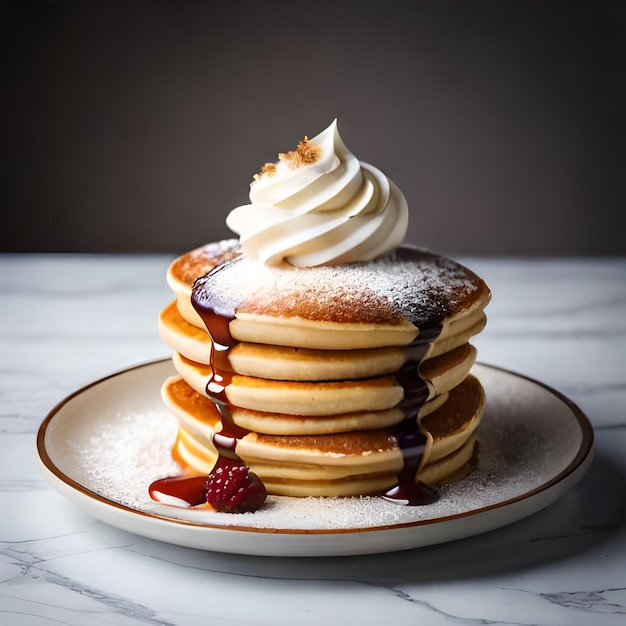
top-left (383, 327), bottom-right (441, 505)
top-left (149, 272), bottom-right (246, 506)
top-left (151, 258), bottom-right (443, 507)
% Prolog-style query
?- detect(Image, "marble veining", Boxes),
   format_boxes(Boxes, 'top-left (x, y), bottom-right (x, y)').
top-left (1, 254), bottom-right (626, 625)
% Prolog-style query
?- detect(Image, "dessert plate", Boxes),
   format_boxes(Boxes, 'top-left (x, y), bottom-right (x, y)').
top-left (37, 360), bottom-right (593, 557)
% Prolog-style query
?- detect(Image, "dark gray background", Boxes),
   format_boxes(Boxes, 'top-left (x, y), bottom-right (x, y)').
top-left (2, 0), bottom-right (625, 256)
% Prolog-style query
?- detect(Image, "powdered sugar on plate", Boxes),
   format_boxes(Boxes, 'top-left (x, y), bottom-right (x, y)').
top-left (42, 362), bottom-right (590, 533)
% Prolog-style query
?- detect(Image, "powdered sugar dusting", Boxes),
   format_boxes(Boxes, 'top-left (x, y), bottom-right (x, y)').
top-left (67, 409), bottom-right (180, 509)
top-left (193, 245), bottom-right (485, 328)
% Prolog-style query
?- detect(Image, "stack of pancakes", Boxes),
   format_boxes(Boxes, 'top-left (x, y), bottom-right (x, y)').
top-left (158, 239), bottom-right (491, 498)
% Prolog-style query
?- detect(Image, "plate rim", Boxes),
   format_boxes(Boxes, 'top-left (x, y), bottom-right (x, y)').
top-left (36, 359), bottom-right (595, 540)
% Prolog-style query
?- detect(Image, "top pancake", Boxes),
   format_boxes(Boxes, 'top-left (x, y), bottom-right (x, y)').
top-left (173, 241), bottom-right (490, 351)
top-left (167, 238), bottom-right (241, 288)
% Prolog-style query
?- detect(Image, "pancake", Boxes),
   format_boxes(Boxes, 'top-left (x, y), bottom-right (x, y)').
top-left (162, 374), bottom-right (484, 497)
top-left (159, 297), bottom-right (487, 379)
top-left (156, 240), bottom-right (490, 501)
top-left (169, 342), bottom-right (477, 417)
top-left (166, 239), bottom-right (241, 330)
top-left (169, 242), bottom-right (491, 351)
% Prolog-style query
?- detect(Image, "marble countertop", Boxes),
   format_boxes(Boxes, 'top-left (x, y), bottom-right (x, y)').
top-left (1, 253), bottom-right (625, 625)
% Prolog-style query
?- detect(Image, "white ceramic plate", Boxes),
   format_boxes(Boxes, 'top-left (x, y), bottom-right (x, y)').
top-left (37, 360), bottom-right (593, 557)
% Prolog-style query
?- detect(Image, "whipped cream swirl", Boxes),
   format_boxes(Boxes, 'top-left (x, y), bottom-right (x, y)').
top-left (226, 119), bottom-right (409, 267)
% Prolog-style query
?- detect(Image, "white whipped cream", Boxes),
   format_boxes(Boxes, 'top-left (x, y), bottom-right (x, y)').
top-left (226, 119), bottom-right (409, 267)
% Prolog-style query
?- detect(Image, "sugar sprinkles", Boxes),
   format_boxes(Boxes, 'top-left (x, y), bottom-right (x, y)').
top-left (196, 246), bottom-right (483, 329)
top-left (64, 397), bottom-right (551, 531)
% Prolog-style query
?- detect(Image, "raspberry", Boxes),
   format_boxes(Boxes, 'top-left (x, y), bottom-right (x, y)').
top-left (205, 463), bottom-right (267, 513)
